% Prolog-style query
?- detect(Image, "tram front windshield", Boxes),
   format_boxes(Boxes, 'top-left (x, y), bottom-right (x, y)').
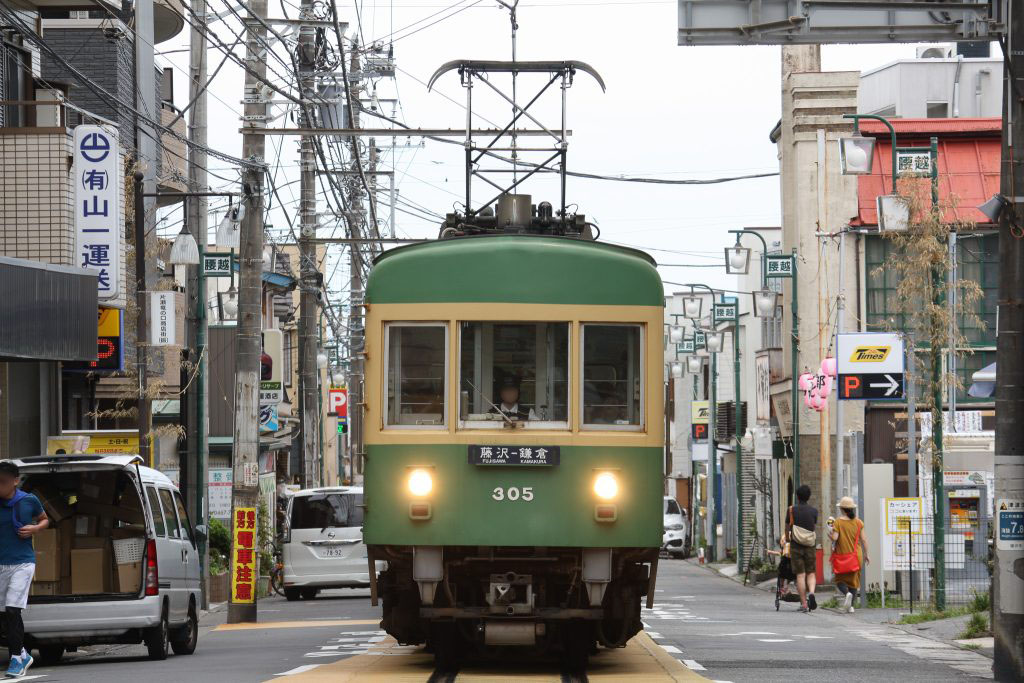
top-left (460, 322), bottom-right (569, 428)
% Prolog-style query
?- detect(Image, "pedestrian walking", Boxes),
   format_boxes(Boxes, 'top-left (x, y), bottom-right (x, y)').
top-left (786, 484), bottom-right (818, 613)
top-left (0, 462), bottom-right (48, 678)
top-left (829, 496), bottom-right (869, 614)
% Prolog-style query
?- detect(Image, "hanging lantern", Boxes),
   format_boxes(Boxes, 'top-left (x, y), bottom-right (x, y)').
top-left (819, 375), bottom-right (834, 396)
top-left (804, 391), bottom-right (815, 409)
top-left (798, 372), bottom-right (815, 392)
top-left (821, 357), bottom-right (837, 377)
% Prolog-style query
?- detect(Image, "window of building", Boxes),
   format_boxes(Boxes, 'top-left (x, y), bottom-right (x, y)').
top-left (283, 329), bottom-right (294, 386)
top-left (956, 233), bottom-right (998, 345)
top-left (927, 101), bottom-right (949, 118)
top-left (582, 324), bottom-right (643, 429)
top-left (459, 322), bottom-right (569, 429)
top-left (384, 324), bottom-right (447, 428)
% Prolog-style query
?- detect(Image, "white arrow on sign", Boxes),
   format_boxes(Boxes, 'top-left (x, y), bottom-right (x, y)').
top-left (870, 374), bottom-right (901, 396)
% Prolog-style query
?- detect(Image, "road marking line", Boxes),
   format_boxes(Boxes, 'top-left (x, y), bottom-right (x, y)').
top-left (647, 632), bottom-right (663, 639)
top-left (215, 619), bottom-right (380, 631)
top-left (682, 659), bottom-right (706, 671)
top-left (757, 639), bottom-right (793, 643)
top-left (276, 665), bottom-right (321, 676)
top-left (660, 645), bottom-right (682, 654)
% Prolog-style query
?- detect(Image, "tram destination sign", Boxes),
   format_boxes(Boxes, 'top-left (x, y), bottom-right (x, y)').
top-left (469, 445), bottom-right (560, 466)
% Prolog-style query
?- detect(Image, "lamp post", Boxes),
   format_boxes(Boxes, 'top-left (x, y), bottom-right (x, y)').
top-left (725, 229), bottom-right (775, 571)
top-left (843, 114), bottom-right (945, 609)
top-left (687, 284), bottom-right (721, 561)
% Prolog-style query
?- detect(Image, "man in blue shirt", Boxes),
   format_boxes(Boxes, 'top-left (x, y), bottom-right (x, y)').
top-left (0, 462), bottom-right (48, 678)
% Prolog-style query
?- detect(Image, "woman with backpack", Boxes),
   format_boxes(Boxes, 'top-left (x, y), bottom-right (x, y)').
top-left (829, 496), bottom-right (870, 614)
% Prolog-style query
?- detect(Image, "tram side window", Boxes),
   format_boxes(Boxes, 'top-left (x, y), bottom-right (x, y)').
top-left (582, 324), bottom-right (643, 427)
top-left (459, 322), bottom-right (569, 428)
top-left (385, 324), bottom-right (447, 427)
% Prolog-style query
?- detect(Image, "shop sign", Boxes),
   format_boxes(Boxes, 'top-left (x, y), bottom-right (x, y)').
top-left (260, 329), bottom-right (283, 405)
top-left (202, 252), bottom-right (233, 278)
top-left (73, 125), bottom-right (121, 301)
top-left (765, 254), bottom-right (794, 278)
top-left (997, 499), bottom-right (1024, 551)
top-left (150, 292), bottom-right (176, 346)
top-left (231, 507), bottom-right (257, 603)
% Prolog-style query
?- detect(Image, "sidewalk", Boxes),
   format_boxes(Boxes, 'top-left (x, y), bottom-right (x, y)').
top-left (685, 558), bottom-right (994, 659)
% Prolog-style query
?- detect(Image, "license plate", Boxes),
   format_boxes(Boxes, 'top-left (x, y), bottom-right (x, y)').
top-left (317, 547), bottom-right (350, 558)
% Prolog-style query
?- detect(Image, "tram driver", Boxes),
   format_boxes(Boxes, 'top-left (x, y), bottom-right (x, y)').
top-left (490, 375), bottom-right (538, 421)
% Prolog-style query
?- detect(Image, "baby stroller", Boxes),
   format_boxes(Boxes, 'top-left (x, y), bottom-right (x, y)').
top-left (774, 555), bottom-right (799, 610)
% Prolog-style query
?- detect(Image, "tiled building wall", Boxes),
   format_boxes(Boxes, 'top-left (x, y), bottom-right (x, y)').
top-left (0, 131), bottom-right (75, 265)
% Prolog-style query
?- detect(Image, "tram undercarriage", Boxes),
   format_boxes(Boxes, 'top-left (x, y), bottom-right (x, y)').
top-left (372, 545), bottom-right (658, 667)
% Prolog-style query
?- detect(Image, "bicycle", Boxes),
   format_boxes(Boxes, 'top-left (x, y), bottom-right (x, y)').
top-left (268, 544), bottom-right (286, 597)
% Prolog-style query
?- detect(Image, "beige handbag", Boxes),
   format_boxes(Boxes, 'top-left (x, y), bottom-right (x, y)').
top-left (788, 506), bottom-right (817, 547)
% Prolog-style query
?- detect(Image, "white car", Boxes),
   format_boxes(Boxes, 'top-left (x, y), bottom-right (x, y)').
top-left (662, 496), bottom-right (690, 558)
top-left (282, 486), bottom-right (383, 600)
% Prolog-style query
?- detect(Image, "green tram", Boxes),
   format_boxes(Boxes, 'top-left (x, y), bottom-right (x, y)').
top-left (363, 195), bottom-right (664, 667)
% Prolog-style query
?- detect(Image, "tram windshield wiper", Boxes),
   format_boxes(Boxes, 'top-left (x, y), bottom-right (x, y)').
top-left (463, 378), bottom-right (517, 428)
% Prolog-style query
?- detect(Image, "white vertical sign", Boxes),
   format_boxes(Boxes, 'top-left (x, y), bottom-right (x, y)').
top-left (73, 125), bottom-right (121, 301)
top-left (150, 291), bottom-right (175, 346)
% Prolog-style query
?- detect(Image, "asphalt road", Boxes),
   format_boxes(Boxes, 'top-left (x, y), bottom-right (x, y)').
top-left (7, 559), bottom-right (992, 682)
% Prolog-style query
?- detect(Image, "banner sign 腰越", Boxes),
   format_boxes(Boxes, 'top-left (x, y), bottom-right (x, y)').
top-left (73, 125), bottom-right (121, 301)
top-left (231, 507), bottom-right (257, 603)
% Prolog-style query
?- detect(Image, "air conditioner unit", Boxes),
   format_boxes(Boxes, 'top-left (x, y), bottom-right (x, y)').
top-left (917, 45), bottom-right (954, 59)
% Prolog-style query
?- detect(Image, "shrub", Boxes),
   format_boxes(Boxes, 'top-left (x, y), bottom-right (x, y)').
top-left (959, 611), bottom-right (989, 640)
top-left (208, 517), bottom-right (231, 559)
top-left (970, 589), bottom-right (990, 614)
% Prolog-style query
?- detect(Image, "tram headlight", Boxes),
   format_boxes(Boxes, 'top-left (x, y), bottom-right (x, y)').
top-left (408, 469), bottom-right (433, 497)
top-left (593, 472), bottom-right (619, 500)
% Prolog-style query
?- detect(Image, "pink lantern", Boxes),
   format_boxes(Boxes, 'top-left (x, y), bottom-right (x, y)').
top-left (810, 393), bottom-right (827, 411)
top-left (819, 375), bottom-right (834, 396)
top-left (798, 372), bottom-right (814, 391)
top-left (821, 357), bottom-right (837, 377)
top-left (803, 391), bottom-right (815, 409)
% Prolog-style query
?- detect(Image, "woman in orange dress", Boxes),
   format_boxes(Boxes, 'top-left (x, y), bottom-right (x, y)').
top-left (829, 496), bottom-right (869, 613)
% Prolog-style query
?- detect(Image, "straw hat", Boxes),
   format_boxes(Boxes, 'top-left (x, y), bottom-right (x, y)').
top-left (837, 496), bottom-right (856, 510)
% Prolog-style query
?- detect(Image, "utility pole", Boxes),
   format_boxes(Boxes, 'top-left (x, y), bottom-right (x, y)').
top-left (228, 0), bottom-right (268, 625)
top-left (132, 173), bottom-right (151, 466)
top-left (346, 44), bottom-right (366, 482)
top-left (297, 0), bottom-right (320, 489)
top-left (186, 0), bottom-right (210, 608)
top-left (993, 6), bottom-right (1024, 679)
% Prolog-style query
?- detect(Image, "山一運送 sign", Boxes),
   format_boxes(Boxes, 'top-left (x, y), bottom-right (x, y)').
top-left (74, 126), bottom-right (122, 302)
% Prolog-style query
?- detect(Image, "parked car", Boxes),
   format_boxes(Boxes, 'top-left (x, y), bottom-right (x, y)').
top-left (662, 496), bottom-right (690, 558)
top-left (281, 486), bottom-right (384, 600)
top-left (13, 454), bottom-right (201, 665)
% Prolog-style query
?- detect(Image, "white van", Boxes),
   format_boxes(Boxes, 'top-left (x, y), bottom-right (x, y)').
top-left (12, 454), bottom-right (201, 665)
top-left (282, 486), bottom-right (380, 600)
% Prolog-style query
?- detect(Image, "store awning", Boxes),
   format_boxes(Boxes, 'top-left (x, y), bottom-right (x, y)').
top-left (968, 362), bottom-right (996, 398)
top-left (0, 257), bottom-right (98, 361)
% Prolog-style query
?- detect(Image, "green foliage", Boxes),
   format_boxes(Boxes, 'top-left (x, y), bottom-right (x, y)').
top-left (822, 597), bottom-right (839, 609)
top-left (970, 589), bottom-right (990, 613)
top-left (958, 611), bottom-right (990, 640)
top-left (208, 548), bottom-right (228, 575)
top-left (898, 606), bottom-right (972, 624)
top-left (257, 498), bottom-right (274, 577)
top-left (208, 517), bottom-right (230, 560)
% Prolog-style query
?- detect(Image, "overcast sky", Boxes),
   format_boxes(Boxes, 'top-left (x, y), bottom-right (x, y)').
top-left (157, 0), bottom-right (945, 304)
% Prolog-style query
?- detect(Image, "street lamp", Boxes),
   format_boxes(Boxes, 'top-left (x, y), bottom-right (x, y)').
top-left (839, 134), bottom-right (876, 175)
top-left (218, 283), bottom-right (239, 321)
top-left (753, 288), bottom-right (779, 317)
top-left (669, 361), bottom-right (683, 378)
top-left (682, 293), bottom-right (702, 319)
top-left (686, 355), bottom-right (703, 375)
top-left (170, 225), bottom-right (200, 266)
top-left (316, 350), bottom-right (329, 370)
top-left (669, 326), bottom-right (684, 345)
top-left (703, 329), bottom-right (724, 354)
top-left (724, 237), bottom-right (751, 275)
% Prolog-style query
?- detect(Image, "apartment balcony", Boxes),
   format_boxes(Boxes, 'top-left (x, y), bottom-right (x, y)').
top-left (157, 102), bottom-right (187, 206)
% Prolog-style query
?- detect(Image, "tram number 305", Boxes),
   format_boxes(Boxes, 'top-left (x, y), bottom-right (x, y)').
top-left (492, 486), bottom-right (534, 502)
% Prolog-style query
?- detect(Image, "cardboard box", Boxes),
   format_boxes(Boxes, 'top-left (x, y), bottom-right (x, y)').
top-left (76, 500), bottom-right (144, 526)
top-left (29, 581), bottom-right (59, 596)
top-left (73, 514), bottom-right (98, 537)
top-left (72, 536), bottom-right (107, 550)
top-left (117, 562), bottom-right (142, 593)
top-left (33, 528), bottom-right (59, 582)
top-left (71, 547), bottom-right (111, 594)
top-left (57, 519), bottom-right (73, 579)
top-left (32, 487), bottom-right (71, 523)
top-left (79, 472), bottom-right (116, 504)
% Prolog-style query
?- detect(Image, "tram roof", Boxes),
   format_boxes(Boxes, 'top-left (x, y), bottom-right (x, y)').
top-left (367, 235), bottom-right (663, 307)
